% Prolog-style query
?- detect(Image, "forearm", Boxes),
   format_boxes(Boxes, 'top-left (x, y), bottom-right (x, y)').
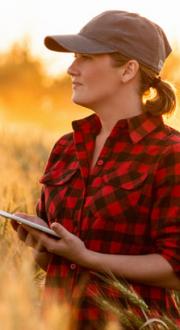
top-left (23, 222), bottom-right (180, 290)
top-left (82, 251), bottom-right (180, 290)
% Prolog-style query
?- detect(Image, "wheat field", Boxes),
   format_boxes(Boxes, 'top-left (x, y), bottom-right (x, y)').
top-left (0, 126), bottom-right (76, 330)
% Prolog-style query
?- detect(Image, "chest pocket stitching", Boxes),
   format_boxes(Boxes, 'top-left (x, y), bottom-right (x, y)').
top-left (40, 167), bottom-right (79, 186)
top-left (102, 171), bottom-right (148, 190)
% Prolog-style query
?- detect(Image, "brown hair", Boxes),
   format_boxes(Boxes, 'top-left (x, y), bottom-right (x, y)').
top-left (110, 52), bottom-right (176, 116)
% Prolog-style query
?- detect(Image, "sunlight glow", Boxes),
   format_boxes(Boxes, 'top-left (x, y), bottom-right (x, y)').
top-left (0, 0), bottom-right (180, 75)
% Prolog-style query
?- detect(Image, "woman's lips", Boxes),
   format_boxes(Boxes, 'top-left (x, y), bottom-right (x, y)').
top-left (72, 82), bottom-right (83, 88)
top-left (72, 80), bottom-right (82, 85)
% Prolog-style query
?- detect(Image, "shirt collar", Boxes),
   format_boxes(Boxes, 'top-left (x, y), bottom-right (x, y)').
top-left (127, 112), bottom-right (164, 143)
top-left (72, 114), bottom-right (101, 136)
top-left (72, 112), bottom-right (164, 143)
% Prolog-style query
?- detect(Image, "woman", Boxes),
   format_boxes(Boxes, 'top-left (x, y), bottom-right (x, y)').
top-left (12, 10), bottom-right (180, 329)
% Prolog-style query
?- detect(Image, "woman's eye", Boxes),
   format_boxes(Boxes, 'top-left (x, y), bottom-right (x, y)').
top-left (81, 55), bottom-right (92, 60)
top-left (74, 54), bottom-right (92, 60)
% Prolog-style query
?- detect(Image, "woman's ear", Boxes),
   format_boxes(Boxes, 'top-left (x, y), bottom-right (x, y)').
top-left (120, 60), bottom-right (140, 83)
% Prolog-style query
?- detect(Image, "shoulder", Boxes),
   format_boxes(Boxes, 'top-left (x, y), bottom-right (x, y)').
top-left (51, 132), bottom-right (74, 154)
top-left (156, 125), bottom-right (180, 179)
top-left (163, 125), bottom-right (180, 154)
top-left (44, 132), bottom-right (74, 172)
top-left (149, 123), bottom-right (180, 159)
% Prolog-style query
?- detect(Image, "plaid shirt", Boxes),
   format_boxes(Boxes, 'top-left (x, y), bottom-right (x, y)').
top-left (37, 112), bottom-right (180, 328)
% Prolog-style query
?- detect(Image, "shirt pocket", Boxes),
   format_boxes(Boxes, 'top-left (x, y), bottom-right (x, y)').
top-left (40, 162), bottom-right (79, 186)
top-left (86, 168), bottom-right (149, 223)
top-left (40, 165), bottom-right (80, 222)
top-left (102, 170), bottom-right (148, 190)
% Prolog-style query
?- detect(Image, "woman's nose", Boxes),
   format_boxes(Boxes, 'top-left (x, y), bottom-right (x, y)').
top-left (67, 59), bottom-right (79, 76)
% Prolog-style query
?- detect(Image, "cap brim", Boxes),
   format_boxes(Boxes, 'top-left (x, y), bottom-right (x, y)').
top-left (44, 34), bottom-right (115, 54)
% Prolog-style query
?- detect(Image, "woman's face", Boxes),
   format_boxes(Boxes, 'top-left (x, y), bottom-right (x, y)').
top-left (67, 53), bottom-right (123, 110)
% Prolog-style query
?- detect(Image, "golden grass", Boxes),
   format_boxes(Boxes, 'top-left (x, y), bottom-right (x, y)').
top-left (0, 125), bottom-right (72, 330)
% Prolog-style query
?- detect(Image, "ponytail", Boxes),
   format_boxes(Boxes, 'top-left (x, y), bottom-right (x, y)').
top-left (110, 52), bottom-right (176, 116)
top-left (140, 67), bottom-right (176, 116)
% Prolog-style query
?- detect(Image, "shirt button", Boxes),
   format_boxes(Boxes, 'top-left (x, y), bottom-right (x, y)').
top-left (97, 159), bottom-right (104, 166)
top-left (70, 263), bottom-right (76, 270)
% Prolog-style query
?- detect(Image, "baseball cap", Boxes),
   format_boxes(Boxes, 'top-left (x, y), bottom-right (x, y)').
top-left (44, 10), bottom-right (172, 73)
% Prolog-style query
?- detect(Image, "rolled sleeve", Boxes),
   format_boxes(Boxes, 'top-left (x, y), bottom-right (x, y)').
top-left (151, 143), bottom-right (180, 276)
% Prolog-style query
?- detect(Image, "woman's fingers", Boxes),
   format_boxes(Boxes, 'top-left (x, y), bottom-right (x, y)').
top-left (11, 219), bottom-right (19, 231)
top-left (25, 233), bottom-right (38, 247)
top-left (51, 222), bottom-right (69, 239)
top-left (17, 225), bottom-right (28, 241)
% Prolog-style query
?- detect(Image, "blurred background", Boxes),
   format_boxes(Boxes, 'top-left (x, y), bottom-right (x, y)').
top-left (0, 0), bottom-right (180, 134)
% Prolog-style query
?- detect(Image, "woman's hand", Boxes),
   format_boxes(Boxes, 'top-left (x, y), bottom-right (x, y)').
top-left (21, 222), bottom-right (88, 266)
top-left (11, 213), bottom-right (49, 252)
top-left (11, 213), bottom-right (53, 270)
top-left (12, 218), bottom-right (91, 269)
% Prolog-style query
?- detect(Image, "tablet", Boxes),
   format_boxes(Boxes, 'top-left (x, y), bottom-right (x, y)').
top-left (0, 210), bottom-right (59, 238)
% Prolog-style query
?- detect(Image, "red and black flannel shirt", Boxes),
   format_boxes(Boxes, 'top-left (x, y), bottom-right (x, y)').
top-left (37, 112), bottom-right (180, 328)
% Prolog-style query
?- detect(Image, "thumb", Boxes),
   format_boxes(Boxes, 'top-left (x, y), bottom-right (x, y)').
top-left (51, 223), bottom-right (70, 238)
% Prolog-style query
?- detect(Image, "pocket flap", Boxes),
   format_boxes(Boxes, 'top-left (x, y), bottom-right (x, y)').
top-left (40, 165), bottom-right (79, 186)
top-left (103, 170), bottom-right (148, 190)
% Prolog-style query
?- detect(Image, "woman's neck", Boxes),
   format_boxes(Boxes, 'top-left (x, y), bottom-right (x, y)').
top-left (93, 86), bottom-right (142, 135)
top-left (96, 105), bottom-right (142, 136)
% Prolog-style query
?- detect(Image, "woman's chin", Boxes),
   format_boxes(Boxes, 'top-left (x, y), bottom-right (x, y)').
top-left (72, 97), bottom-right (90, 108)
